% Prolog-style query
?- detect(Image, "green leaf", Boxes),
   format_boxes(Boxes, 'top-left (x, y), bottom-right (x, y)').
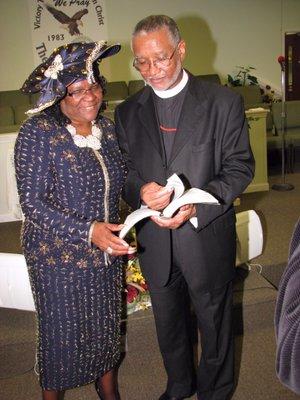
top-left (248, 75), bottom-right (258, 84)
top-left (232, 79), bottom-right (242, 86)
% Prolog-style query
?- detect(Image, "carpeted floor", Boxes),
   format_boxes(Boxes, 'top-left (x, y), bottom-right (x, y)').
top-left (0, 168), bottom-right (299, 399)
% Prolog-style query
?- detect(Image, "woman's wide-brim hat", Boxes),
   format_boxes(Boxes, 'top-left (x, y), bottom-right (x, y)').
top-left (22, 40), bottom-right (121, 115)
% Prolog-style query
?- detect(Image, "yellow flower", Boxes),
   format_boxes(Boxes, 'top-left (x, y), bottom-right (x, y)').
top-left (126, 258), bottom-right (145, 285)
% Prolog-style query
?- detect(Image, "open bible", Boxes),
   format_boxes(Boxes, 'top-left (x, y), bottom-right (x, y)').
top-left (119, 174), bottom-right (219, 239)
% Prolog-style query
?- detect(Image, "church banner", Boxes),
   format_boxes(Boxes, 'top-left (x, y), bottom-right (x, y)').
top-left (27, 0), bottom-right (108, 66)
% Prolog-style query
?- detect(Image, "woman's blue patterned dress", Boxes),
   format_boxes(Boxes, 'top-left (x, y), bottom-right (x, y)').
top-left (14, 112), bottom-right (126, 390)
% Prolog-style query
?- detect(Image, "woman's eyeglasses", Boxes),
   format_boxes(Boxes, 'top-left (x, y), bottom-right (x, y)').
top-left (133, 45), bottom-right (178, 72)
top-left (67, 83), bottom-right (102, 101)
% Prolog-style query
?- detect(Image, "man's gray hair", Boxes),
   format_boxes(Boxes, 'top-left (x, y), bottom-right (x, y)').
top-left (132, 15), bottom-right (181, 45)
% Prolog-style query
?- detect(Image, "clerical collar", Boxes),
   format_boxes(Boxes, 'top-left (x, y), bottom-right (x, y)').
top-left (153, 69), bottom-right (188, 99)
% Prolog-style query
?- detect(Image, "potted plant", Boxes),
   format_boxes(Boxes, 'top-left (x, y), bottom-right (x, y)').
top-left (227, 65), bottom-right (258, 86)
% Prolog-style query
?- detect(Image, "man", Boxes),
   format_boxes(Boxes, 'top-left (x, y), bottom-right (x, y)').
top-left (115, 15), bottom-right (254, 400)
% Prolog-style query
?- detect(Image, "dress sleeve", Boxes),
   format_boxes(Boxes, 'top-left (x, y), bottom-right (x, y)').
top-left (275, 219), bottom-right (300, 394)
top-left (14, 117), bottom-right (92, 245)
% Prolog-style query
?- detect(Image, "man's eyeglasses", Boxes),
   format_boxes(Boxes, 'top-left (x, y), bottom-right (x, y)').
top-left (67, 83), bottom-right (102, 101)
top-left (133, 45), bottom-right (179, 72)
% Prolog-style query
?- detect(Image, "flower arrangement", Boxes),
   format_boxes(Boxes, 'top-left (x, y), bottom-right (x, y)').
top-left (227, 65), bottom-right (281, 103)
top-left (125, 252), bottom-right (151, 315)
top-left (260, 84), bottom-right (281, 104)
top-left (123, 227), bottom-right (151, 315)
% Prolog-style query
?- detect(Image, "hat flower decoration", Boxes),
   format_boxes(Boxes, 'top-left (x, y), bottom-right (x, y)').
top-left (44, 54), bottom-right (64, 80)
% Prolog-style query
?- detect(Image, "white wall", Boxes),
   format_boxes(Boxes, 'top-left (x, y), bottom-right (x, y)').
top-left (0, 0), bottom-right (299, 92)
top-left (0, 1), bottom-right (33, 91)
top-left (0, 133), bottom-right (22, 222)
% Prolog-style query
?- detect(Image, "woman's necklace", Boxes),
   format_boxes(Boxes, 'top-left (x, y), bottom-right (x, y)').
top-left (66, 120), bottom-right (102, 150)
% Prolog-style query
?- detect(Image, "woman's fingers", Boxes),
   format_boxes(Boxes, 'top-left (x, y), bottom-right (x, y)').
top-left (92, 222), bottom-right (136, 254)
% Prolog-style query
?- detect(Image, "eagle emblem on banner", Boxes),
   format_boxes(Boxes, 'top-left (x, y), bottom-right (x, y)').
top-left (42, 1), bottom-right (88, 36)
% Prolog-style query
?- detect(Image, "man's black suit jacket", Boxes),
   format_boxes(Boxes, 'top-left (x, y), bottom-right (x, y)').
top-left (115, 73), bottom-right (255, 292)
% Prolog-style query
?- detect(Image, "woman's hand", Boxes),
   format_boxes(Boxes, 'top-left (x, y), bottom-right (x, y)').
top-left (91, 222), bottom-right (136, 256)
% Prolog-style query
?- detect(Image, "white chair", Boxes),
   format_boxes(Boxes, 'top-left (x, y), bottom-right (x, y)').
top-left (0, 252), bottom-right (35, 311)
top-left (235, 210), bottom-right (263, 266)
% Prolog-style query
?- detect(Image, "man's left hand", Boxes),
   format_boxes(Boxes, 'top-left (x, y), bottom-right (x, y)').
top-left (151, 204), bottom-right (196, 229)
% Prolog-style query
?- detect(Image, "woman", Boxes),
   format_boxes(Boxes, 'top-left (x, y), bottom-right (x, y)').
top-left (275, 218), bottom-right (300, 394)
top-left (14, 41), bottom-right (134, 400)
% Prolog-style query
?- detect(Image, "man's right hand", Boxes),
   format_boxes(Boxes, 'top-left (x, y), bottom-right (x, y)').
top-left (140, 182), bottom-right (174, 211)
